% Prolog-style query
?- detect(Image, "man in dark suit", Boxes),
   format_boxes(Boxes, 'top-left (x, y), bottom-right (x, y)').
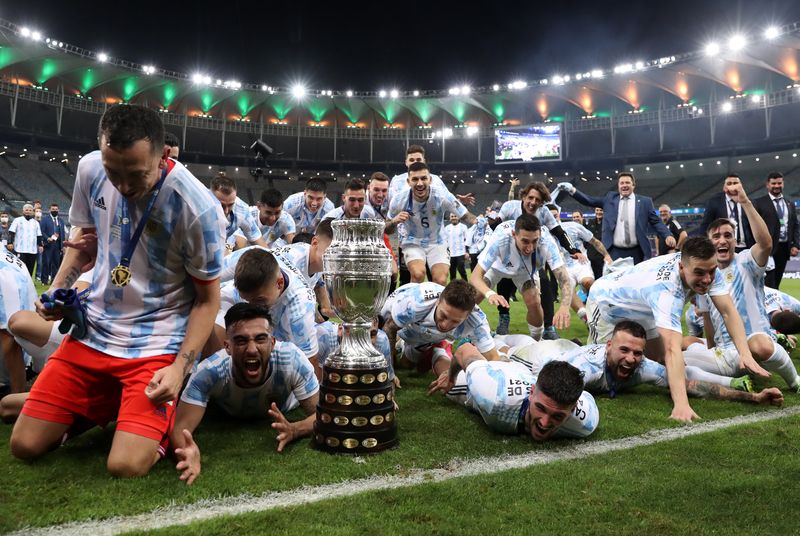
top-left (752, 172), bottom-right (800, 288)
top-left (39, 202), bottom-right (66, 285)
top-left (559, 173), bottom-right (673, 264)
top-left (697, 174), bottom-right (752, 251)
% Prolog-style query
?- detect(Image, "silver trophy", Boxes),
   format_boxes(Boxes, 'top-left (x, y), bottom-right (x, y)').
top-left (313, 219), bottom-right (397, 453)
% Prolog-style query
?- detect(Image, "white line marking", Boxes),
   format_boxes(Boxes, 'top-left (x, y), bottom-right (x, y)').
top-left (11, 406), bottom-right (800, 536)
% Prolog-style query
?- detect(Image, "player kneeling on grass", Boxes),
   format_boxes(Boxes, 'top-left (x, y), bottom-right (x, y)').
top-left (509, 321), bottom-right (782, 407)
top-left (432, 341), bottom-right (598, 441)
top-left (170, 303), bottom-right (319, 484)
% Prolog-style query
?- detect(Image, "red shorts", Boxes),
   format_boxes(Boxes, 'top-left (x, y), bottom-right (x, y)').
top-left (22, 336), bottom-right (177, 442)
top-left (383, 233), bottom-right (397, 262)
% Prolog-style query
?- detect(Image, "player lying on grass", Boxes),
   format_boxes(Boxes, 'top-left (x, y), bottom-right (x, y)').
top-left (431, 341), bottom-right (599, 441)
top-left (508, 321), bottom-right (783, 407)
top-left (169, 303), bottom-right (319, 484)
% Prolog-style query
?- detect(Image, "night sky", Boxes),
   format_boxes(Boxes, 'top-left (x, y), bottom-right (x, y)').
top-left (5, 0), bottom-right (800, 91)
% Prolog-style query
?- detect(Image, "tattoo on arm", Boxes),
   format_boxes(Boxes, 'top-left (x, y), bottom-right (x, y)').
top-left (554, 267), bottom-right (573, 305)
top-left (589, 238), bottom-right (610, 258)
top-left (686, 380), bottom-right (752, 402)
top-left (384, 318), bottom-right (399, 355)
top-left (62, 267), bottom-right (81, 289)
top-left (448, 357), bottom-right (462, 383)
top-left (178, 350), bottom-right (198, 376)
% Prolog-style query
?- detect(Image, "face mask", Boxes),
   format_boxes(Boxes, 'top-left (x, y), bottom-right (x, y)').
top-left (50, 210), bottom-right (59, 217)
top-left (35, 212), bottom-right (42, 221)
top-left (0, 217), bottom-right (7, 224)
top-left (24, 214), bottom-right (32, 220)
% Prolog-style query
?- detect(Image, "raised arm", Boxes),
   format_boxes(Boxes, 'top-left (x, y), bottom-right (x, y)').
top-left (735, 186), bottom-right (771, 266)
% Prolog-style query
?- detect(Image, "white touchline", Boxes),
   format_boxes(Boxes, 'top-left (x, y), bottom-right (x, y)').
top-left (11, 406), bottom-right (800, 536)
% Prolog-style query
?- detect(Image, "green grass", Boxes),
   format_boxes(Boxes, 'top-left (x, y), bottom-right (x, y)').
top-left (1, 279), bottom-right (798, 533)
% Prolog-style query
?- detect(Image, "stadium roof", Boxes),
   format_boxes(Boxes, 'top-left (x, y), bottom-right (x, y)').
top-left (2, 18), bottom-right (800, 128)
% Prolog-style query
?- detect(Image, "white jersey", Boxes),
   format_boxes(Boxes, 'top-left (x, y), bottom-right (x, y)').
top-left (381, 282), bottom-right (494, 354)
top-left (9, 216), bottom-right (41, 254)
top-left (180, 342), bottom-right (318, 418)
top-left (559, 221), bottom-right (594, 269)
top-left (219, 245), bottom-right (269, 284)
top-left (765, 287), bottom-right (800, 316)
top-left (283, 191), bottom-right (335, 234)
top-left (224, 196), bottom-right (262, 242)
top-left (445, 222), bottom-right (468, 257)
top-left (696, 248), bottom-right (771, 349)
top-left (249, 207), bottom-right (296, 247)
top-left (0, 251), bottom-right (36, 331)
top-left (271, 243), bottom-right (322, 288)
top-left (217, 254), bottom-right (319, 358)
top-left (588, 252), bottom-right (727, 334)
top-left (323, 205), bottom-right (379, 220)
top-left (70, 152), bottom-right (225, 358)
top-left (448, 360), bottom-right (599, 438)
top-left (388, 172), bottom-right (445, 204)
top-left (388, 188), bottom-right (467, 248)
top-left (316, 321), bottom-right (394, 378)
top-left (497, 200), bottom-right (559, 230)
top-left (478, 221), bottom-right (564, 277)
top-left (466, 217), bottom-right (489, 254)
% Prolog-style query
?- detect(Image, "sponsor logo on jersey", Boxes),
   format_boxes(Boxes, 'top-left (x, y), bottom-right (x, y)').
top-left (94, 196), bottom-right (107, 210)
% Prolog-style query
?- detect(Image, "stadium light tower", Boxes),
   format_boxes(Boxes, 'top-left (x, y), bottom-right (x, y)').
top-left (704, 42), bottom-right (720, 56)
top-left (721, 101), bottom-right (733, 113)
top-left (98, 52), bottom-right (109, 63)
top-left (291, 84), bottom-right (307, 100)
top-left (764, 26), bottom-right (780, 39)
top-left (728, 34), bottom-right (747, 51)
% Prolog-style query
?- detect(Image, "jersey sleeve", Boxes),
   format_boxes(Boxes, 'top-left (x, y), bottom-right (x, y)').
top-left (68, 156), bottom-right (95, 228)
top-left (576, 224), bottom-right (594, 243)
top-left (538, 208), bottom-right (558, 230)
top-left (180, 360), bottom-right (221, 407)
top-left (498, 201), bottom-right (514, 221)
top-left (538, 231), bottom-right (564, 270)
top-left (442, 191), bottom-right (468, 219)
top-left (280, 212), bottom-right (297, 236)
top-left (649, 284), bottom-right (685, 332)
top-left (287, 344), bottom-right (320, 401)
top-left (183, 202), bottom-right (226, 282)
top-left (8, 218), bottom-right (18, 234)
top-left (477, 235), bottom-right (504, 271)
top-left (467, 309), bottom-right (495, 354)
top-left (633, 358), bottom-right (669, 387)
top-left (238, 199), bottom-right (263, 242)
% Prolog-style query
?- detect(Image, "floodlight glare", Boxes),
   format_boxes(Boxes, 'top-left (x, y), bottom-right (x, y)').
top-left (728, 34), bottom-right (747, 51)
top-left (492, 84), bottom-right (500, 91)
top-left (390, 89), bottom-right (399, 98)
top-left (412, 90), bottom-right (420, 96)
top-left (31, 31), bottom-right (42, 41)
top-left (461, 85), bottom-right (471, 95)
top-left (377, 90), bottom-right (386, 98)
top-left (764, 26), bottom-right (780, 39)
top-left (704, 42), bottom-right (720, 56)
top-left (261, 84), bottom-right (268, 91)
top-left (346, 90), bottom-right (354, 97)
top-left (751, 94), bottom-right (761, 103)
top-left (449, 87), bottom-right (460, 95)
top-left (20, 27), bottom-right (31, 37)
top-left (721, 101), bottom-right (733, 112)
top-left (291, 84), bottom-right (307, 99)
top-left (98, 52), bottom-right (109, 62)
top-left (466, 126), bottom-right (479, 136)
top-left (634, 60), bottom-right (645, 70)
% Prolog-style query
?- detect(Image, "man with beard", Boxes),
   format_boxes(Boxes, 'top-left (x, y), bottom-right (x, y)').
top-left (752, 172), bottom-right (800, 288)
top-left (283, 178), bottom-right (335, 234)
top-left (170, 304), bottom-right (319, 483)
top-left (249, 189), bottom-right (296, 247)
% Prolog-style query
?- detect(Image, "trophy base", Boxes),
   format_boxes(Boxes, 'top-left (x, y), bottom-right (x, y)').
top-left (313, 363), bottom-right (398, 455)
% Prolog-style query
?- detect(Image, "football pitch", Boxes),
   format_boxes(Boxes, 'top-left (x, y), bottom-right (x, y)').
top-left (2, 280), bottom-right (800, 535)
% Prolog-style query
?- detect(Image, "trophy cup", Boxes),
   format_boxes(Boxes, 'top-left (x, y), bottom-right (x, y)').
top-left (313, 219), bottom-right (398, 453)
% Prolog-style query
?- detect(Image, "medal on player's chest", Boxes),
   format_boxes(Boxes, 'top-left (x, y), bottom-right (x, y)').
top-left (110, 264), bottom-right (132, 287)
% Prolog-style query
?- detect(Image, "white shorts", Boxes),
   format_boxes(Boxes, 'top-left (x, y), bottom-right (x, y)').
top-left (567, 262), bottom-right (594, 287)
top-left (585, 297), bottom-right (658, 344)
top-left (402, 244), bottom-right (450, 268)
top-left (508, 339), bottom-right (582, 375)
top-left (14, 321), bottom-right (65, 372)
top-left (484, 267), bottom-right (540, 292)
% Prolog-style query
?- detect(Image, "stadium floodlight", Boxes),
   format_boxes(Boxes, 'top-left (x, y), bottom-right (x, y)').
top-left (449, 87), bottom-right (460, 95)
top-left (31, 31), bottom-right (42, 41)
top-left (552, 75), bottom-right (564, 85)
top-left (390, 89), bottom-right (399, 98)
top-left (20, 27), bottom-right (31, 37)
top-left (466, 125), bottom-right (479, 136)
top-left (751, 94), bottom-right (761, 103)
top-left (461, 85), bottom-right (471, 95)
top-left (775, 155), bottom-right (780, 159)
top-left (492, 84), bottom-right (500, 91)
top-left (192, 73), bottom-right (205, 84)
top-left (721, 101), bottom-right (733, 112)
top-left (443, 128), bottom-right (453, 138)
top-left (261, 84), bottom-right (268, 91)
top-left (728, 34), bottom-right (747, 51)
top-left (98, 52), bottom-right (109, 62)
top-left (378, 90), bottom-right (387, 98)
top-left (143, 65), bottom-right (156, 75)
top-left (634, 60), bottom-right (645, 70)
top-left (291, 84), bottom-right (307, 99)
top-left (613, 63), bottom-right (633, 74)
top-left (764, 26), bottom-right (780, 39)
top-left (412, 90), bottom-right (420, 96)
top-left (704, 42), bottom-right (720, 56)
top-left (590, 69), bottom-right (604, 79)
top-left (346, 90), bottom-right (354, 97)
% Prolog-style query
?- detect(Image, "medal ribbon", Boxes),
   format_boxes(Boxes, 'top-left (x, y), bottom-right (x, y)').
top-left (117, 165), bottom-right (169, 272)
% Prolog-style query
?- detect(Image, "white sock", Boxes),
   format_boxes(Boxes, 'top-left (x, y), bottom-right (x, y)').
top-left (529, 324), bottom-right (544, 341)
top-left (763, 342), bottom-right (800, 389)
top-left (577, 307), bottom-right (587, 322)
top-left (685, 365), bottom-right (734, 388)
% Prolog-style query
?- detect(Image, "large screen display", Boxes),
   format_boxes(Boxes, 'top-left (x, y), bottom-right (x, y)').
top-left (494, 124), bottom-right (562, 164)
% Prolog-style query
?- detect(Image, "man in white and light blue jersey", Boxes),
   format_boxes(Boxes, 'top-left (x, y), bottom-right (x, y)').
top-left (214, 248), bottom-right (320, 378)
top-left (283, 178), bottom-right (336, 234)
top-left (444, 213), bottom-right (469, 280)
top-left (388, 144), bottom-right (474, 207)
top-left (510, 321), bottom-right (781, 407)
top-left (437, 341), bottom-right (599, 441)
top-left (382, 280), bottom-right (497, 385)
top-left (323, 177), bottom-right (378, 220)
top-left (249, 188), bottom-right (296, 247)
top-left (687, 187), bottom-right (800, 392)
top-left (466, 215), bottom-right (489, 269)
top-left (471, 213), bottom-right (574, 340)
top-left (316, 320), bottom-right (394, 380)
top-left (210, 173), bottom-right (266, 249)
top-left (171, 304), bottom-right (319, 482)
top-left (387, 161), bottom-right (477, 285)
top-left (0, 250), bottom-right (36, 394)
top-left (7, 204), bottom-right (43, 276)
top-left (11, 105), bottom-right (226, 480)
top-left (586, 236), bottom-right (769, 422)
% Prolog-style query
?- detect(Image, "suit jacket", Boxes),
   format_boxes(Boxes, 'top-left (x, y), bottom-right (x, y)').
top-left (697, 192), bottom-right (753, 243)
top-left (39, 215), bottom-right (66, 250)
top-left (751, 194), bottom-right (800, 253)
top-left (571, 189), bottom-right (670, 261)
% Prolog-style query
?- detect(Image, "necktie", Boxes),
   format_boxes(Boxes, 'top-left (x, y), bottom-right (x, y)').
top-left (729, 201), bottom-right (741, 244)
top-left (775, 197), bottom-right (787, 241)
top-left (622, 196), bottom-right (632, 246)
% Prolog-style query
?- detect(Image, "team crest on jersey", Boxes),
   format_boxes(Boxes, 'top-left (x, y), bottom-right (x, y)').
top-left (144, 219), bottom-right (161, 237)
top-left (724, 270), bottom-right (734, 284)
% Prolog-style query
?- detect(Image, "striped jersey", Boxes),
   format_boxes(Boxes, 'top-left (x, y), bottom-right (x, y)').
top-left (0, 250), bottom-right (36, 330)
top-left (283, 192), bottom-right (335, 234)
top-left (559, 221), bottom-right (594, 269)
top-left (387, 187), bottom-right (467, 248)
top-left (466, 217), bottom-right (489, 254)
top-left (224, 196), bottom-right (262, 241)
top-left (315, 321), bottom-right (394, 378)
top-left (70, 151), bottom-right (226, 358)
top-left (180, 342), bottom-right (318, 418)
top-left (497, 200), bottom-right (559, 230)
top-left (9, 216), bottom-right (41, 254)
top-left (388, 172), bottom-right (446, 204)
top-left (765, 287), bottom-right (800, 316)
top-left (248, 207), bottom-right (296, 247)
top-left (323, 204), bottom-right (379, 220)
top-left (219, 245), bottom-right (269, 284)
top-left (271, 243), bottom-right (322, 288)
top-left (478, 221), bottom-right (564, 277)
top-left (381, 282), bottom-right (494, 353)
top-left (444, 222), bottom-right (469, 257)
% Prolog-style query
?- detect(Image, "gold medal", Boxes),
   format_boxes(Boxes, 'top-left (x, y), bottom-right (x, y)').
top-left (110, 264), bottom-right (132, 287)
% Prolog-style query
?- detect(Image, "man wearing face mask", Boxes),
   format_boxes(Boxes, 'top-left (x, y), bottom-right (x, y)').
top-left (7, 204), bottom-right (43, 276)
top-left (39, 203), bottom-right (66, 285)
top-left (0, 212), bottom-right (10, 250)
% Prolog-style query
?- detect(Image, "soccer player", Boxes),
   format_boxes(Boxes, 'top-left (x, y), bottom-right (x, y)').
top-left (466, 215), bottom-right (489, 270)
top-left (511, 321), bottom-right (779, 404)
top-left (444, 213), bottom-right (469, 280)
top-left (7, 204), bottom-right (43, 276)
top-left (381, 279), bottom-right (497, 384)
top-left (323, 178), bottom-right (378, 219)
top-left (214, 248), bottom-right (319, 377)
top-left (471, 213), bottom-right (574, 340)
top-left (586, 236), bottom-right (768, 422)
top-left (0, 250), bottom-right (37, 395)
top-left (388, 145), bottom-right (474, 207)
top-left (686, 186), bottom-right (800, 391)
top-left (170, 304), bottom-right (319, 483)
top-left (316, 319), bottom-right (394, 380)
top-left (437, 342), bottom-right (599, 441)
top-left (10, 104), bottom-right (226, 479)
top-left (210, 172), bottom-right (266, 249)
top-left (283, 178), bottom-right (335, 234)
top-left (250, 188), bottom-right (296, 247)
top-left (765, 287), bottom-right (800, 335)
top-left (387, 162), bottom-right (477, 285)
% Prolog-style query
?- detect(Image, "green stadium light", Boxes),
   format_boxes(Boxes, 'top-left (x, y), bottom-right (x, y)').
top-left (122, 77), bottom-right (137, 102)
top-left (200, 90), bottom-right (214, 112)
top-left (80, 69), bottom-right (95, 94)
top-left (38, 59), bottom-right (57, 84)
top-left (162, 83), bottom-right (176, 107)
